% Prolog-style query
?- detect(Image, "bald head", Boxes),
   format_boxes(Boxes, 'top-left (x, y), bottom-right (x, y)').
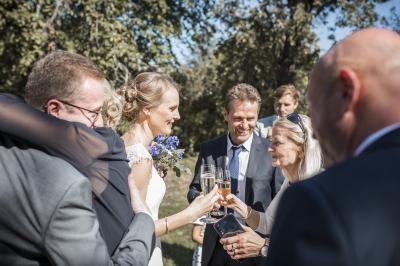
top-left (308, 28), bottom-right (400, 163)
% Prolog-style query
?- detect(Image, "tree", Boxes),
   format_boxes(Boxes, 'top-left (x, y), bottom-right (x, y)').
top-left (212, 0), bottom-right (386, 116)
top-left (0, 0), bottom-right (215, 95)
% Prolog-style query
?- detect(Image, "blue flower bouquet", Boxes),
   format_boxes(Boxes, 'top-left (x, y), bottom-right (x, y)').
top-left (148, 135), bottom-right (190, 178)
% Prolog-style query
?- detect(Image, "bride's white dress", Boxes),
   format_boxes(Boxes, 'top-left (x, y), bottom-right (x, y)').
top-left (126, 143), bottom-right (166, 266)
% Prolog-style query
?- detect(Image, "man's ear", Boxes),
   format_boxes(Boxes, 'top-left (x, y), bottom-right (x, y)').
top-left (45, 99), bottom-right (62, 117)
top-left (223, 108), bottom-right (229, 122)
top-left (293, 100), bottom-right (299, 110)
top-left (338, 68), bottom-right (361, 113)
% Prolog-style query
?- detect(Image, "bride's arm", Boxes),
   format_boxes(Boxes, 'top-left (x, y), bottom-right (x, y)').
top-left (130, 160), bottom-right (152, 202)
top-left (154, 186), bottom-right (220, 237)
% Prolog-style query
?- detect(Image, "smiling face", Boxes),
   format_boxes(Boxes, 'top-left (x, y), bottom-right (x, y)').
top-left (147, 87), bottom-right (180, 136)
top-left (224, 99), bottom-right (259, 145)
top-left (268, 126), bottom-right (302, 178)
top-left (275, 94), bottom-right (298, 118)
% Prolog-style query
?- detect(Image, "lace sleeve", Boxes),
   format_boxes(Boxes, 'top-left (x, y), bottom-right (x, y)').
top-left (0, 93), bottom-right (108, 172)
top-left (126, 144), bottom-right (152, 166)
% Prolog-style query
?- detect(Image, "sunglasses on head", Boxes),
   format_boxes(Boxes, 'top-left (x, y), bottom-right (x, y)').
top-left (286, 113), bottom-right (307, 141)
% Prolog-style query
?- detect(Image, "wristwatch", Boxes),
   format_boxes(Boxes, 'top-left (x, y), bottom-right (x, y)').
top-left (260, 238), bottom-right (269, 257)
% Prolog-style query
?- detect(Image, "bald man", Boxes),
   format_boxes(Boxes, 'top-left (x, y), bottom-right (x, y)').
top-left (266, 28), bottom-right (400, 266)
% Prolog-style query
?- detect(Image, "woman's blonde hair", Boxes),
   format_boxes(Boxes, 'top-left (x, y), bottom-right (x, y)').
top-left (273, 114), bottom-right (323, 180)
top-left (102, 86), bottom-right (124, 129)
top-left (116, 72), bottom-right (178, 123)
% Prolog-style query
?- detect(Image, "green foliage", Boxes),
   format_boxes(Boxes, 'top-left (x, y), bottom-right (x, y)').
top-left (0, 0), bottom-right (391, 155)
top-left (159, 156), bottom-right (198, 266)
top-left (173, 0), bottom-right (386, 153)
top-left (0, 0), bottom-right (215, 95)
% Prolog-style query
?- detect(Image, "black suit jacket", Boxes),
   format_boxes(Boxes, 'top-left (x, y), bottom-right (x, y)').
top-left (188, 133), bottom-right (284, 266)
top-left (267, 127), bottom-right (400, 266)
top-left (0, 94), bottom-right (135, 255)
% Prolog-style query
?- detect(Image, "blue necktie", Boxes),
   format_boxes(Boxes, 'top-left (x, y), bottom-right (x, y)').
top-left (229, 146), bottom-right (242, 195)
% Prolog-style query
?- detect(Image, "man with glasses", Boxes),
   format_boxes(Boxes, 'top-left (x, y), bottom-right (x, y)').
top-left (267, 28), bottom-right (400, 265)
top-left (25, 51), bottom-right (108, 129)
top-left (0, 51), bottom-right (155, 264)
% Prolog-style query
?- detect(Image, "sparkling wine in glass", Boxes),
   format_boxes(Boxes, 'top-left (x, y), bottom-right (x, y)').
top-left (217, 169), bottom-right (231, 216)
top-left (200, 164), bottom-right (218, 223)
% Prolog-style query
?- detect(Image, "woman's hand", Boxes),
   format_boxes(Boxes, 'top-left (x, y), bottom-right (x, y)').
top-left (225, 194), bottom-right (250, 219)
top-left (186, 186), bottom-right (221, 221)
top-left (220, 225), bottom-right (267, 260)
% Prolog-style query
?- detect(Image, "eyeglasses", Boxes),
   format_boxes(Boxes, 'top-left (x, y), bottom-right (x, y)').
top-left (286, 113), bottom-right (307, 141)
top-left (44, 99), bottom-right (102, 128)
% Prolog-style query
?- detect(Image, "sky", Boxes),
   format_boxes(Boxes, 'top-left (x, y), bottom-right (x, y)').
top-left (172, 1), bottom-right (398, 64)
top-left (314, 0), bottom-right (398, 54)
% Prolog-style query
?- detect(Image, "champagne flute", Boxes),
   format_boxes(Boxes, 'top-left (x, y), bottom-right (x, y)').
top-left (210, 167), bottom-right (225, 218)
top-left (200, 164), bottom-right (218, 223)
top-left (217, 169), bottom-right (231, 216)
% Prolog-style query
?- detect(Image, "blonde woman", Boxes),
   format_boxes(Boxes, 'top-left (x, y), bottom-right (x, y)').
top-left (221, 114), bottom-right (323, 259)
top-left (116, 72), bottom-right (220, 266)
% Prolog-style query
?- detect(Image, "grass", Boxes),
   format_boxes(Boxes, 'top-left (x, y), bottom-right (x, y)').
top-left (159, 155), bottom-right (198, 266)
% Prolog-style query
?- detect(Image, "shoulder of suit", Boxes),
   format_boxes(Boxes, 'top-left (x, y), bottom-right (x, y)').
top-left (252, 132), bottom-right (270, 146)
top-left (200, 135), bottom-right (226, 147)
top-left (258, 115), bottom-right (276, 124)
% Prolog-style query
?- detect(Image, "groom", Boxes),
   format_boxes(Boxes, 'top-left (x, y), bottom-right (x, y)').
top-left (188, 83), bottom-right (284, 266)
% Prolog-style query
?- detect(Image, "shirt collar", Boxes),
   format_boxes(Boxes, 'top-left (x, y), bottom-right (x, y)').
top-left (227, 132), bottom-right (253, 152)
top-left (354, 123), bottom-right (400, 156)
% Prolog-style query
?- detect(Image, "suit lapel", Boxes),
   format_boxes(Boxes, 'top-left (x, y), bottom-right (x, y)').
top-left (244, 134), bottom-right (263, 205)
top-left (213, 135), bottom-right (227, 168)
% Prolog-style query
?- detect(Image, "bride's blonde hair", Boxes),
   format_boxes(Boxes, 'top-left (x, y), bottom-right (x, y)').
top-left (116, 72), bottom-right (178, 123)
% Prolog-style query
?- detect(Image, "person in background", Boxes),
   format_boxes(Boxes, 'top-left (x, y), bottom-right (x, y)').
top-left (192, 216), bottom-right (206, 266)
top-left (220, 114), bottom-right (323, 260)
top-left (255, 84), bottom-right (300, 138)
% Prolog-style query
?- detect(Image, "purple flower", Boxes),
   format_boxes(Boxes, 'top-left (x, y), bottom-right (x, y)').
top-left (148, 135), bottom-right (187, 177)
top-left (166, 136), bottom-right (179, 150)
top-left (149, 144), bottom-right (161, 157)
top-left (155, 135), bottom-right (167, 143)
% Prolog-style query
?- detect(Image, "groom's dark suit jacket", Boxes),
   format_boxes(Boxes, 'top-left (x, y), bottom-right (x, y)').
top-left (267, 127), bottom-right (400, 266)
top-left (188, 133), bottom-right (284, 266)
top-left (0, 94), bottom-right (137, 255)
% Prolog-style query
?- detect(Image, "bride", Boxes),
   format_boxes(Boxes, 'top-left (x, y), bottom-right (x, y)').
top-left (116, 72), bottom-right (218, 266)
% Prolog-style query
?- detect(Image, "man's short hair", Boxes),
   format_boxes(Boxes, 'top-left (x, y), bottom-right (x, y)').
top-left (274, 84), bottom-right (300, 103)
top-left (25, 50), bottom-right (106, 109)
top-left (224, 83), bottom-right (261, 111)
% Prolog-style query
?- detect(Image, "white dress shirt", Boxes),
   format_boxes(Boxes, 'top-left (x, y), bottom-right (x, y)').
top-left (226, 133), bottom-right (253, 203)
top-left (354, 123), bottom-right (400, 156)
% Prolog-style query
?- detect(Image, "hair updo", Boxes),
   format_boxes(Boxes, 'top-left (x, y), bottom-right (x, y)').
top-left (117, 72), bottom-right (178, 123)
